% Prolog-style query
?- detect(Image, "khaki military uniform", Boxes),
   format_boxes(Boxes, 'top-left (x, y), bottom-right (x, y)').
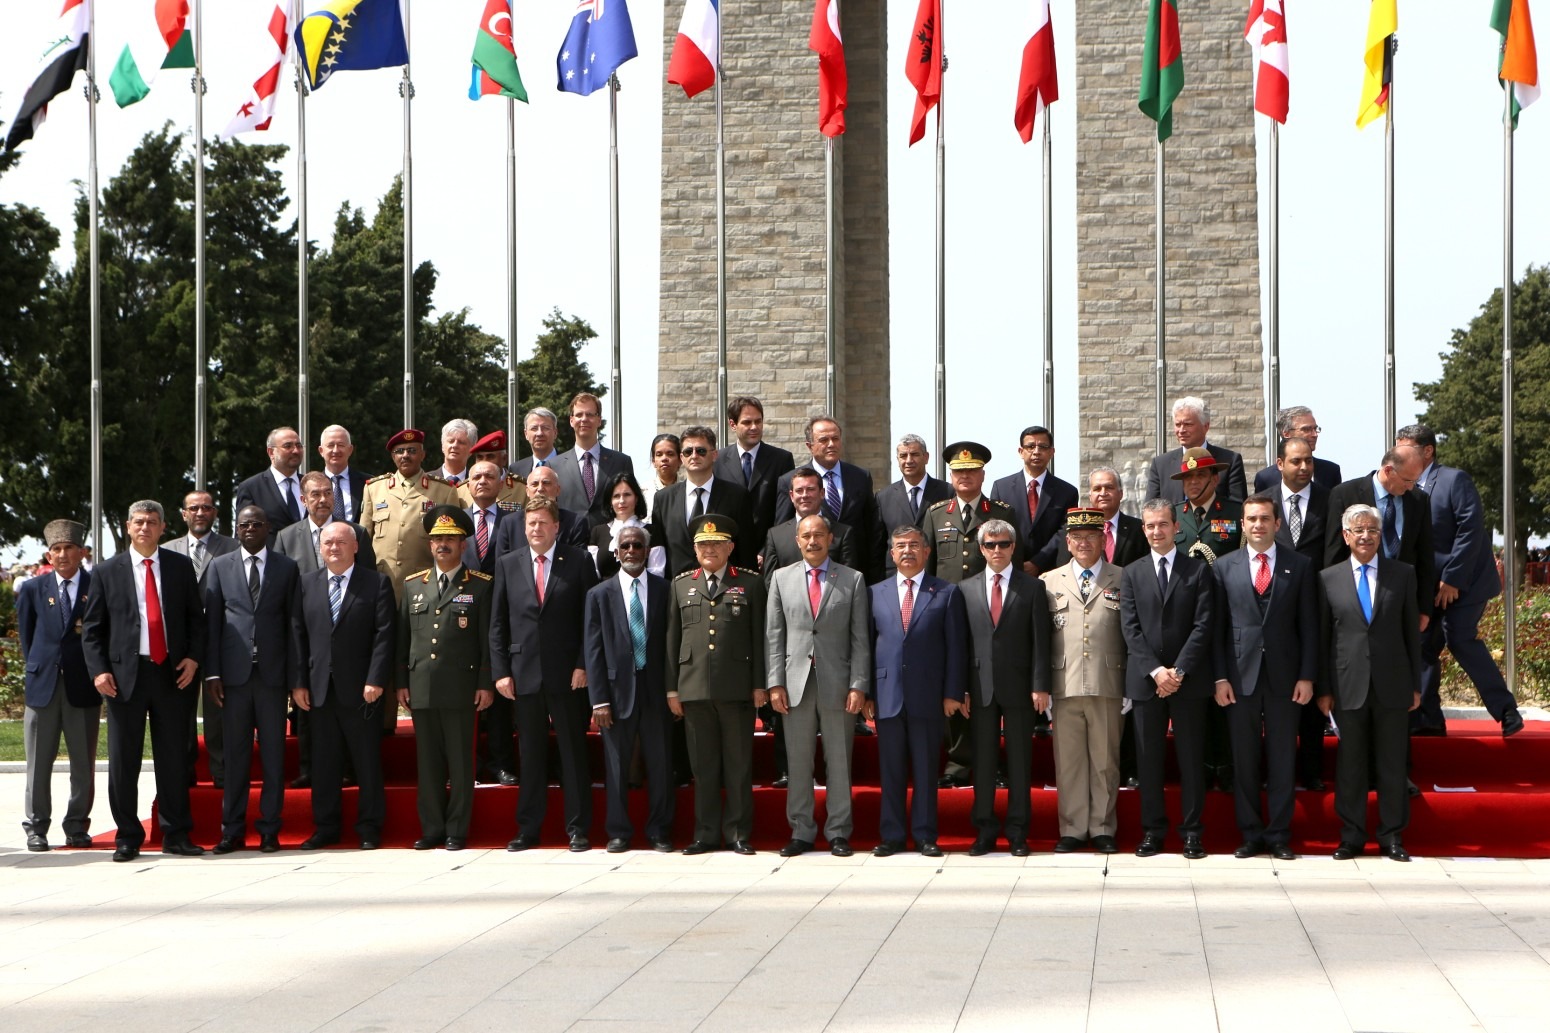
top-left (456, 473), bottom-right (527, 510)
top-left (923, 495), bottom-right (1020, 584)
top-left (362, 470), bottom-right (461, 601)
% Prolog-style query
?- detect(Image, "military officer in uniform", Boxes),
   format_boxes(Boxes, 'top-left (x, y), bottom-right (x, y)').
top-left (921, 441), bottom-right (1017, 787)
top-left (457, 455), bottom-right (527, 511)
top-left (396, 506), bottom-right (494, 851)
top-left (666, 515), bottom-right (767, 856)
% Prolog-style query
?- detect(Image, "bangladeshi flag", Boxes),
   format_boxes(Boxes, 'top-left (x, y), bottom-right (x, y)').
top-left (470, 0), bottom-right (528, 101)
top-left (1139, 0), bottom-right (1184, 142)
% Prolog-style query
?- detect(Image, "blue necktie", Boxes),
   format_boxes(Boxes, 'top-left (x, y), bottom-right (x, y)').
top-left (60, 578), bottom-right (72, 630)
top-left (1080, 569), bottom-right (1093, 600)
top-left (329, 574), bottom-right (344, 625)
top-left (629, 579), bottom-right (647, 670)
top-left (1381, 495), bottom-right (1400, 559)
top-left (332, 475), bottom-right (347, 523)
top-left (741, 450), bottom-right (754, 487)
top-left (1357, 564), bottom-right (1373, 623)
top-left (824, 470), bottom-right (841, 521)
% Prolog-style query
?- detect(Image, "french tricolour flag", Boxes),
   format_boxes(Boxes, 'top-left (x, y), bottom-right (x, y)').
top-left (667, 0), bottom-right (718, 98)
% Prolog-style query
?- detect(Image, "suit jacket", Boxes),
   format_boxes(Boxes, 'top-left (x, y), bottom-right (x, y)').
top-left (869, 572), bottom-right (967, 720)
top-left (294, 564), bottom-right (395, 707)
top-left (324, 467), bottom-right (367, 526)
top-left (650, 477), bottom-right (755, 575)
top-left (16, 569), bottom-right (97, 708)
top-left (1210, 548), bottom-right (1318, 698)
top-left (163, 531), bottom-right (239, 587)
top-left (583, 572), bottom-right (668, 721)
top-left (1146, 444), bottom-right (1248, 505)
top-left (665, 565), bottom-right (766, 703)
top-left (765, 561), bottom-right (870, 708)
top-left (1271, 482), bottom-right (1331, 566)
top-left (551, 445), bottom-right (635, 525)
top-left (273, 518), bottom-right (376, 575)
top-left (1319, 557), bottom-right (1421, 711)
top-left (203, 548), bottom-right (302, 691)
top-left (962, 567), bottom-right (1051, 709)
top-left (234, 469), bottom-right (304, 541)
top-left (82, 548), bottom-right (206, 703)
top-left (460, 503), bottom-right (518, 575)
top-left (508, 451), bottom-right (559, 480)
top-left (1418, 463), bottom-right (1500, 607)
top-left (990, 471), bottom-right (1081, 571)
top-left (1042, 562), bottom-right (1126, 700)
top-left (714, 442), bottom-right (796, 563)
top-left (923, 496), bottom-right (1023, 583)
top-left (489, 544), bottom-right (599, 694)
top-left (1324, 474), bottom-right (1437, 618)
top-left (876, 475), bottom-right (952, 576)
top-left (493, 504), bottom-right (589, 557)
top-left (761, 517), bottom-right (860, 584)
top-left (1047, 513), bottom-right (1148, 569)
top-left (1254, 456), bottom-right (1343, 493)
top-left (774, 462), bottom-right (883, 582)
top-left (396, 565), bottom-right (493, 708)
top-left (1119, 552), bottom-right (1215, 701)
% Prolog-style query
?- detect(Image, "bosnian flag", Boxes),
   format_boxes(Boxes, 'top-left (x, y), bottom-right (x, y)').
top-left (220, 4), bottom-right (292, 139)
top-left (1244, 0), bottom-right (1289, 123)
top-left (1014, 0), bottom-right (1058, 143)
top-left (667, 0), bottom-right (718, 98)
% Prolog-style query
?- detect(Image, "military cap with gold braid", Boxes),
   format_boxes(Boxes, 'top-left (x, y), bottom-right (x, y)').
top-left (690, 513), bottom-right (738, 543)
top-left (422, 504), bottom-right (474, 537)
top-left (943, 441), bottom-right (992, 470)
top-left (1063, 507), bottom-right (1107, 533)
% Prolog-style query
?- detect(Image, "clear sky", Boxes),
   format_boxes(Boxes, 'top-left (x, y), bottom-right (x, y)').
top-left (2, 1), bottom-right (1547, 563)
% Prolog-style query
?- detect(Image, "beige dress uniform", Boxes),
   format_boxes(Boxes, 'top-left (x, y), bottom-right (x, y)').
top-left (1042, 559), bottom-right (1126, 841)
top-left (456, 474), bottom-right (527, 509)
top-left (362, 471), bottom-right (461, 602)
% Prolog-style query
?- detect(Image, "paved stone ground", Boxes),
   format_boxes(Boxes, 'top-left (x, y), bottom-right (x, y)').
top-left (3, 771), bottom-right (1549, 1032)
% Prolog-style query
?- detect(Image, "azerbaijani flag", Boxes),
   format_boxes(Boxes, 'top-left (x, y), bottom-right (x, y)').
top-left (667, 0), bottom-right (718, 98)
top-left (471, 0), bottom-right (528, 101)
top-left (1492, 0), bottom-right (1539, 127)
top-left (109, 0), bottom-right (195, 108)
top-left (1356, 0), bottom-right (1396, 129)
top-left (1139, 0), bottom-right (1184, 142)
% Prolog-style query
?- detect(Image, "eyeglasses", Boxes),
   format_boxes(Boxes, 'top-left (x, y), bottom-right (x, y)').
top-left (183, 504), bottom-right (215, 513)
top-left (616, 542), bottom-right (646, 552)
top-left (981, 540), bottom-right (1014, 550)
top-left (1020, 442), bottom-right (1053, 452)
top-left (680, 446), bottom-right (710, 457)
top-left (391, 447), bottom-right (420, 456)
top-left (236, 520), bottom-right (268, 529)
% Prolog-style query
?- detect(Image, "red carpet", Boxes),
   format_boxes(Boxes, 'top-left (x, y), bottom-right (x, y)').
top-left (140, 718), bottom-right (1550, 857)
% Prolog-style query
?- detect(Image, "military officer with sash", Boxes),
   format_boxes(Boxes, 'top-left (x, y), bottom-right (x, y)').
top-left (1172, 447), bottom-right (1245, 565)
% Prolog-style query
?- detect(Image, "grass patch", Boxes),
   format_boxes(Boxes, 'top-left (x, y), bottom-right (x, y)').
top-left (0, 713), bottom-right (156, 763)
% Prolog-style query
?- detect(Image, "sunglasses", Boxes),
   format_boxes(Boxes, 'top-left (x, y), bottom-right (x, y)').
top-left (981, 540), bottom-right (1015, 550)
top-left (680, 446), bottom-right (710, 457)
top-left (616, 542), bottom-right (646, 551)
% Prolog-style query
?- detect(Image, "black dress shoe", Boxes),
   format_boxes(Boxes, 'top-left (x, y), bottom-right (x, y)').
top-left (162, 838), bottom-right (206, 857)
top-left (1090, 835), bottom-right (1119, 855)
top-left (568, 834), bottom-right (591, 853)
top-left (650, 838), bottom-right (674, 853)
top-left (731, 840), bottom-right (756, 855)
top-left (26, 833), bottom-right (49, 852)
top-left (830, 837), bottom-right (853, 857)
top-left (289, 774), bottom-right (311, 789)
top-left (1009, 842), bottom-right (1030, 857)
top-left (1407, 778), bottom-right (1422, 798)
top-left (507, 835), bottom-right (540, 852)
top-left (1502, 709), bottom-right (1526, 737)
top-left (214, 837), bottom-right (246, 855)
top-left (499, 770), bottom-right (519, 786)
top-left (872, 841), bottom-right (904, 857)
top-left (1271, 843), bottom-right (1296, 861)
top-left (1054, 836), bottom-right (1086, 854)
top-left (1124, 776), bottom-right (1141, 789)
top-left (259, 834), bottom-right (280, 853)
top-left (779, 838), bottom-right (813, 857)
top-left (65, 834), bottom-right (93, 849)
top-left (969, 839), bottom-right (994, 857)
top-left (772, 774), bottom-right (789, 789)
top-left (1234, 840), bottom-right (1264, 859)
top-left (413, 837), bottom-right (440, 850)
top-left (1411, 723), bottom-right (1448, 737)
top-left (996, 775), bottom-right (1010, 789)
top-left (112, 844), bottom-right (141, 862)
top-left (1299, 777), bottom-right (1327, 792)
top-left (1383, 841), bottom-right (1412, 862)
top-left (359, 839), bottom-right (379, 851)
top-left (1332, 843), bottom-right (1361, 861)
top-left (300, 834), bottom-right (337, 850)
top-left (681, 840), bottom-right (718, 855)
top-left (606, 837), bottom-right (630, 853)
top-left (919, 841), bottom-right (944, 858)
top-left (445, 838), bottom-right (466, 851)
top-left (1135, 833), bottom-right (1164, 858)
top-left (1182, 835), bottom-right (1206, 860)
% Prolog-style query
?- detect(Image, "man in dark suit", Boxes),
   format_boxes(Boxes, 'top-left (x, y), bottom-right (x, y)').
top-left (762, 467), bottom-right (861, 578)
top-left (233, 426), bottom-right (307, 542)
top-left (962, 518), bottom-right (1049, 857)
top-left (492, 496), bottom-right (601, 852)
top-left (875, 433), bottom-right (952, 577)
top-left (507, 407), bottom-right (561, 479)
top-left (293, 521), bottom-right (396, 850)
top-left (430, 418), bottom-right (478, 485)
top-left (990, 425), bottom-right (1080, 574)
top-left (584, 525), bottom-right (675, 853)
top-left (16, 519), bottom-right (99, 852)
top-left (651, 426), bottom-right (755, 575)
top-left (82, 500), bottom-right (207, 861)
top-left (1211, 495), bottom-right (1318, 860)
top-left (1320, 504), bottom-right (1423, 862)
top-left (317, 424), bottom-right (366, 525)
top-left (459, 460), bottom-right (521, 786)
top-left (1120, 499), bottom-right (1215, 859)
top-left (494, 464), bottom-right (589, 556)
top-left (1145, 396), bottom-right (1248, 505)
top-left (204, 506), bottom-right (301, 855)
top-left (1044, 467), bottom-right (1149, 569)
top-left (715, 395), bottom-right (795, 565)
top-left (774, 416), bottom-right (883, 583)
top-left (1396, 425), bottom-right (1523, 737)
top-left (1324, 448), bottom-right (1437, 627)
top-left (551, 392), bottom-right (635, 525)
top-left (1253, 406), bottom-right (1342, 492)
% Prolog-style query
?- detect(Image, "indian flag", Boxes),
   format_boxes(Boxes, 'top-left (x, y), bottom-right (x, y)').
top-left (1492, 0), bottom-right (1540, 127)
top-left (109, 0), bottom-right (195, 108)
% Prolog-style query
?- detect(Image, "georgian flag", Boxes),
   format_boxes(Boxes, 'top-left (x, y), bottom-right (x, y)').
top-left (221, 4), bottom-right (292, 139)
top-left (1244, 0), bottom-right (1289, 123)
top-left (667, 0), bottom-right (718, 98)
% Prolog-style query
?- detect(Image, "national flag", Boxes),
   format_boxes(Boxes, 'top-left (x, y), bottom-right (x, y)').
top-left (1139, 0), bottom-right (1184, 142)
top-left (906, 0), bottom-right (941, 146)
top-left (295, 0), bottom-right (409, 91)
top-left (809, 0), bottom-right (846, 137)
top-left (1244, 0), bottom-right (1289, 123)
top-left (1492, 0), bottom-right (1540, 127)
top-left (220, 5), bottom-right (292, 139)
top-left (667, 0), bottom-right (718, 99)
top-left (556, 0), bottom-right (638, 97)
top-left (1014, 0), bottom-right (1059, 143)
top-left (4, 0), bottom-right (91, 152)
top-left (108, 0), bottom-right (194, 107)
top-left (471, 0), bottom-right (528, 102)
top-left (1356, 0), bottom-right (1396, 129)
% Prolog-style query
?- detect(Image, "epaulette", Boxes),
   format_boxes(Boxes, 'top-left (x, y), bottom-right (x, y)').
top-left (467, 570), bottom-right (493, 581)
top-left (926, 498), bottom-right (952, 512)
top-left (366, 472), bottom-right (394, 485)
top-left (424, 471), bottom-right (449, 484)
top-left (675, 568), bottom-right (698, 580)
top-left (406, 568), bottom-right (431, 582)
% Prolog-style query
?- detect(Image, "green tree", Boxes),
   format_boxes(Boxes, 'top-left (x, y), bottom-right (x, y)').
top-left (515, 308), bottom-right (607, 456)
top-left (1414, 264), bottom-right (1550, 581)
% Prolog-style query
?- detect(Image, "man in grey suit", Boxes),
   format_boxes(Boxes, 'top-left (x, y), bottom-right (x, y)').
top-left (551, 391), bottom-right (635, 525)
top-left (767, 514), bottom-right (871, 857)
top-left (875, 434), bottom-right (951, 577)
top-left (1145, 396), bottom-right (1248, 505)
top-left (507, 407), bottom-right (561, 479)
top-left (1319, 504), bottom-right (1422, 862)
top-left (165, 490), bottom-right (239, 788)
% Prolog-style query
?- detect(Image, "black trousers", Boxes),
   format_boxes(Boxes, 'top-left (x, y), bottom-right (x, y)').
top-left (514, 686), bottom-right (593, 839)
top-left (682, 699), bottom-right (755, 845)
top-left (309, 687), bottom-right (386, 840)
top-left (970, 699), bottom-right (1034, 842)
top-left (600, 681), bottom-right (675, 842)
top-left (1335, 693), bottom-right (1411, 849)
top-left (106, 658), bottom-right (194, 846)
top-left (187, 680), bottom-right (225, 782)
top-left (476, 694), bottom-right (517, 776)
top-left (1132, 694), bottom-right (1208, 836)
top-left (1226, 679), bottom-right (1302, 844)
top-left (220, 679), bottom-right (289, 837)
top-left (412, 706), bottom-right (477, 839)
top-left (878, 708), bottom-right (945, 845)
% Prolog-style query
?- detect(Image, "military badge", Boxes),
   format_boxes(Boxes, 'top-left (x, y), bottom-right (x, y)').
top-left (1052, 613), bottom-right (1067, 628)
top-left (458, 615), bottom-right (469, 629)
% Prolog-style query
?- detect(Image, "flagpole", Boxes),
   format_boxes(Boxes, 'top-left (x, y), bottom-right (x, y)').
top-left (1041, 114), bottom-right (1054, 433)
top-left (824, 134), bottom-right (837, 414)
top-left (714, 13), bottom-right (728, 437)
top-left (193, 0), bottom-right (208, 491)
top-left (1502, 84), bottom-right (1517, 692)
top-left (87, 3), bottom-right (103, 557)
top-left (401, 0), bottom-right (415, 428)
top-left (609, 72), bottom-right (624, 440)
top-left (933, 45), bottom-right (948, 479)
top-left (1381, 41), bottom-right (1396, 446)
top-left (1154, 138), bottom-right (1167, 454)
top-left (506, 97), bottom-right (520, 455)
top-left (1266, 119), bottom-right (1280, 467)
top-left (296, 0), bottom-right (311, 462)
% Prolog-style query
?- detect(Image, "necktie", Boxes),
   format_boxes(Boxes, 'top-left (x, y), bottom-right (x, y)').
top-left (446, 473), bottom-right (461, 487)
top-left (808, 567), bottom-right (823, 617)
top-left (248, 555), bottom-right (261, 607)
top-left (312, 527), bottom-right (322, 565)
top-left (582, 451), bottom-right (596, 504)
top-left (1080, 568), bottom-right (1093, 601)
top-left (990, 573), bottom-right (1003, 627)
top-left (144, 558), bottom-right (167, 663)
top-left (1104, 521), bottom-right (1115, 562)
top-left (1254, 552), bottom-right (1271, 595)
top-left (691, 487), bottom-right (706, 521)
top-left (707, 573), bottom-right (720, 596)
top-left (60, 579), bottom-right (72, 631)
top-left (1357, 564), bottom-right (1374, 623)
top-left (1195, 506), bottom-right (1207, 527)
top-left (629, 578), bottom-right (647, 669)
top-left (332, 475), bottom-right (347, 522)
top-left (438, 572), bottom-right (449, 597)
top-left (329, 574), bottom-right (344, 624)
top-left (535, 457), bottom-right (547, 468)
top-left (534, 555), bottom-right (547, 605)
top-left (741, 451), bottom-right (754, 487)
top-left (1289, 493), bottom-right (1303, 545)
top-left (284, 478), bottom-right (302, 523)
top-left (192, 539), bottom-right (206, 578)
top-left (901, 577), bottom-right (915, 631)
top-left (909, 485), bottom-right (921, 518)
top-left (1157, 557), bottom-right (1169, 598)
top-left (476, 509), bottom-right (490, 559)
top-left (962, 501), bottom-right (974, 530)
top-left (1381, 495), bottom-right (1400, 559)
top-left (1026, 478), bottom-right (1039, 523)
top-left (824, 470), bottom-right (841, 520)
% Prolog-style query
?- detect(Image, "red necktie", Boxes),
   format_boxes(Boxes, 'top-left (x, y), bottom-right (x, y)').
top-left (144, 558), bottom-right (167, 664)
top-left (808, 567), bottom-right (822, 617)
top-left (1104, 521), bottom-right (1115, 562)
top-left (1026, 478), bottom-right (1039, 523)
top-left (534, 554), bottom-right (547, 605)
top-left (901, 578), bottom-right (915, 632)
top-left (1254, 552), bottom-right (1271, 595)
top-left (476, 509), bottom-right (490, 559)
top-left (990, 573), bottom-right (1003, 627)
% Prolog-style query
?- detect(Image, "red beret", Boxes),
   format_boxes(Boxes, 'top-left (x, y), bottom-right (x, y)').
top-left (471, 430), bottom-right (506, 454)
top-left (387, 429), bottom-right (424, 451)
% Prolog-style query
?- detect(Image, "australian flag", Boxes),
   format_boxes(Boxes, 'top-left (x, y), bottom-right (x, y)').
top-left (556, 0), bottom-right (637, 96)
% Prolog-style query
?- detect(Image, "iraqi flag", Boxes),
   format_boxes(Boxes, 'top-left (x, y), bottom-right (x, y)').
top-left (809, 0), bottom-right (846, 136)
top-left (1014, 0), bottom-right (1058, 143)
top-left (5, 0), bottom-right (91, 152)
top-left (667, 0), bottom-right (718, 98)
top-left (1244, 0), bottom-right (1289, 123)
top-left (220, 4), bottom-right (292, 139)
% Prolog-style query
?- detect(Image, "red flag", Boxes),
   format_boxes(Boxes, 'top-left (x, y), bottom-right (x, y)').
top-left (906, 0), bottom-right (941, 146)
top-left (1015, 0), bottom-right (1059, 143)
top-left (809, 0), bottom-right (847, 137)
top-left (1244, 0), bottom-right (1289, 123)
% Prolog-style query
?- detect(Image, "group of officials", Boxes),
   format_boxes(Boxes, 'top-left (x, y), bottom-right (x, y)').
top-left (15, 392), bottom-right (1523, 863)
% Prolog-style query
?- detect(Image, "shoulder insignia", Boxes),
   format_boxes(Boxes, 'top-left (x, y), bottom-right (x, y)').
top-left (676, 569), bottom-right (698, 581)
top-left (366, 472), bottom-right (393, 485)
top-left (467, 570), bottom-right (493, 582)
top-left (980, 499), bottom-right (991, 513)
top-left (406, 569), bottom-right (431, 583)
top-left (504, 474), bottom-right (518, 487)
top-left (928, 499), bottom-right (951, 513)
top-left (424, 472), bottom-right (449, 485)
